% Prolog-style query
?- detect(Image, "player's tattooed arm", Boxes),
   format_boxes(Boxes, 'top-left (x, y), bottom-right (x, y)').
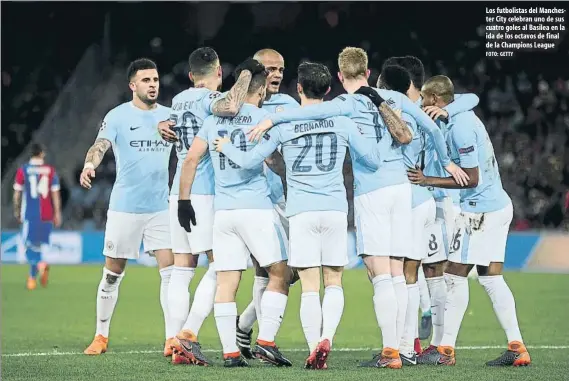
top-left (378, 104), bottom-right (412, 144)
top-left (80, 138), bottom-right (111, 189)
top-left (84, 138), bottom-right (111, 169)
top-left (211, 70), bottom-right (253, 117)
top-left (13, 190), bottom-right (22, 222)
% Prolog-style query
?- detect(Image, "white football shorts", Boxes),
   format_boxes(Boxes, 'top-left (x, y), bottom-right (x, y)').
top-left (103, 209), bottom-right (171, 260)
top-left (288, 211), bottom-right (348, 268)
top-left (169, 194), bottom-right (214, 254)
top-left (354, 183), bottom-right (413, 258)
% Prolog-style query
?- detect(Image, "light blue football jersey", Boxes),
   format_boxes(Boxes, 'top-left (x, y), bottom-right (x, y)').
top-left (169, 88), bottom-right (225, 196)
top-left (418, 93), bottom-right (479, 204)
top-left (263, 93), bottom-right (300, 114)
top-left (197, 104), bottom-right (274, 211)
top-left (268, 88), bottom-right (454, 196)
top-left (220, 115), bottom-right (387, 217)
top-left (401, 112), bottom-right (433, 208)
top-left (97, 102), bottom-right (172, 213)
top-left (261, 93), bottom-right (300, 205)
top-left (447, 111), bottom-right (510, 213)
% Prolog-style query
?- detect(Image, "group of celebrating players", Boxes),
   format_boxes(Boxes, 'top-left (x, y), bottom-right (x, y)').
top-left (78, 45), bottom-right (531, 369)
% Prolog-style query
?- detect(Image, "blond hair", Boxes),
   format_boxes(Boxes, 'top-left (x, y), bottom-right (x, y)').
top-left (338, 47), bottom-right (368, 80)
top-left (422, 75), bottom-right (455, 103)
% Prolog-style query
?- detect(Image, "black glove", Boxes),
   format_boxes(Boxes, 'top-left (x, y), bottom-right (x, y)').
top-left (355, 86), bottom-right (385, 108)
top-left (178, 200), bottom-right (196, 233)
top-left (234, 58), bottom-right (266, 80)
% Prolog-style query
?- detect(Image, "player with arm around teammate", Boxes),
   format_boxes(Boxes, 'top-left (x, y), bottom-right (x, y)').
top-left (150, 48), bottom-right (264, 363)
top-left (81, 59), bottom-right (175, 356)
top-left (216, 62), bottom-right (389, 369)
top-left (407, 76), bottom-right (530, 367)
top-left (236, 48), bottom-right (301, 358)
top-left (176, 69), bottom-right (292, 368)
top-left (13, 143), bottom-right (62, 290)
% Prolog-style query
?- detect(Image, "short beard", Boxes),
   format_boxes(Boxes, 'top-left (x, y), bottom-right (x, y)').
top-left (139, 95), bottom-right (157, 106)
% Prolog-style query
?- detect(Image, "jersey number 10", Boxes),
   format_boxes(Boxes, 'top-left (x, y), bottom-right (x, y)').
top-left (28, 175), bottom-right (49, 199)
top-left (219, 130), bottom-right (247, 170)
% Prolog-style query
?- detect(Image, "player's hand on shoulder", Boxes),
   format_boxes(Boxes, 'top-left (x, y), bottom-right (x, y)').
top-left (423, 105), bottom-right (448, 121)
top-left (158, 120), bottom-right (178, 143)
top-left (213, 136), bottom-right (231, 152)
top-left (178, 199), bottom-right (197, 232)
top-left (407, 165), bottom-right (427, 185)
top-left (445, 162), bottom-right (470, 187)
top-left (79, 165), bottom-right (96, 189)
top-left (235, 58), bottom-right (266, 79)
top-left (355, 86), bottom-right (385, 107)
top-left (248, 119), bottom-right (274, 143)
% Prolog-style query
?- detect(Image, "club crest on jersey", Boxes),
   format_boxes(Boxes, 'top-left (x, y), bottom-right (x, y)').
top-left (105, 240), bottom-right (115, 251)
top-left (275, 106), bottom-right (284, 113)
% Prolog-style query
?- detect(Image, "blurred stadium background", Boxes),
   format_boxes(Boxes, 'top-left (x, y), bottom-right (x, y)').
top-left (1, 3), bottom-right (568, 267)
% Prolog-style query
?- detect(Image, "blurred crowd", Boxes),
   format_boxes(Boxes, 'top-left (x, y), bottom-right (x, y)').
top-left (3, 2), bottom-right (568, 230)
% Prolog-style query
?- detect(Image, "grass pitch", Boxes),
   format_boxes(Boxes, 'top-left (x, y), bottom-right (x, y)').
top-left (2, 265), bottom-right (569, 381)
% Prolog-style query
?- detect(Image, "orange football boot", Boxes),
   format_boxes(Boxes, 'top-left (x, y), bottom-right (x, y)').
top-left (164, 337), bottom-right (176, 357)
top-left (84, 334), bottom-right (108, 355)
top-left (26, 277), bottom-right (37, 290)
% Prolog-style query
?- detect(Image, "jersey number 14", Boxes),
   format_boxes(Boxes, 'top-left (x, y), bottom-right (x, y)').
top-left (28, 175), bottom-right (49, 199)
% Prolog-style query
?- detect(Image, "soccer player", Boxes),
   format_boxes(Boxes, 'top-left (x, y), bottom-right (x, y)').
top-left (407, 75), bottom-right (530, 367)
top-left (13, 143), bottom-right (62, 290)
top-left (236, 48), bottom-right (300, 358)
top-left (154, 48), bottom-right (262, 362)
top-left (215, 62), bottom-right (388, 369)
top-left (177, 68), bottom-right (292, 368)
top-left (378, 64), bottom-right (480, 364)
top-left (247, 47), bottom-right (468, 368)
top-left (382, 56), bottom-right (480, 358)
top-left (81, 58), bottom-right (175, 356)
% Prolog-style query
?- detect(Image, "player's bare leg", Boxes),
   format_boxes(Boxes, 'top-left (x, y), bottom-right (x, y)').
top-left (215, 270), bottom-right (247, 367)
top-left (153, 249), bottom-right (175, 357)
top-left (172, 252), bottom-right (216, 364)
top-left (478, 263), bottom-right (530, 367)
top-left (400, 258), bottom-right (421, 365)
top-left (359, 255), bottom-right (402, 369)
top-left (84, 257), bottom-right (127, 355)
top-left (253, 260), bottom-right (292, 367)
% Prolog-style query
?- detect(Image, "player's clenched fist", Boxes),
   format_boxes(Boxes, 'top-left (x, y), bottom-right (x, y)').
top-left (178, 199), bottom-right (197, 232)
top-left (80, 164), bottom-right (96, 189)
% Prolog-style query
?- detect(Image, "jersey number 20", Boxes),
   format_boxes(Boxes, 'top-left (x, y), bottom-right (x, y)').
top-left (292, 132), bottom-right (338, 173)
